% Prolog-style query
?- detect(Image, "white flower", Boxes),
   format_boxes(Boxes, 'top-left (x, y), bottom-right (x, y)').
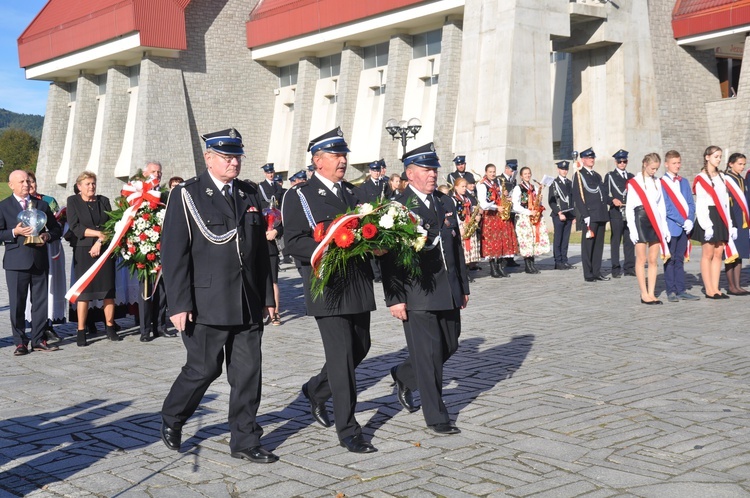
top-left (387, 207), bottom-right (398, 219)
top-left (413, 235), bottom-right (427, 252)
top-left (358, 203), bottom-right (374, 215)
top-left (379, 214), bottom-right (394, 229)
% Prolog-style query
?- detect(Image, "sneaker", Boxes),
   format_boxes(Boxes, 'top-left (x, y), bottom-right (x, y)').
top-left (678, 292), bottom-right (701, 301)
top-left (667, 293), bottom-right (679, 303)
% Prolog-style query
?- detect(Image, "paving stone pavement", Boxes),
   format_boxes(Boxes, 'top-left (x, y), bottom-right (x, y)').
top-left (0, 244), bottom-right (749, 497)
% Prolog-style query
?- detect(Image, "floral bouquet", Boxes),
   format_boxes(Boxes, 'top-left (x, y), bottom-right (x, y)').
top-left (310, 197), bottom-right (427, 299)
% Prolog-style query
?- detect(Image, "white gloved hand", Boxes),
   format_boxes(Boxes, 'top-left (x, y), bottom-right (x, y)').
top-left (704, 227), bottom-right (714, 241)
top-left (584, 216), bottom-right (590, 227)
top-left (731, 227), bottom-right (738, 240)
top-left (630, 233), bottom-right (639, 245)
top-left (665, 233), bottom-right (671, 243)
top-left (683, 219), bottom-right (694, 233)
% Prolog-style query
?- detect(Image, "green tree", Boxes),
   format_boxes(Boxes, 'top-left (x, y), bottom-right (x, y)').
top-left (0, 128), bottom-right (39, 182)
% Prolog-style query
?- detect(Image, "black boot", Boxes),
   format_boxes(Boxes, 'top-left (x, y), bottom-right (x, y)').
top-left (105, 325), bottom-right (122, 342)
top-left (524, 257), bottom-right (536, 274)
top-left (76, 330), bottom-right (88, 347)
top-left (529, 256), bottom-right (540, 274)
top-left (497, 258), bottom-right (509, 277)
top-left (489, 259), bottom-right (501, 278)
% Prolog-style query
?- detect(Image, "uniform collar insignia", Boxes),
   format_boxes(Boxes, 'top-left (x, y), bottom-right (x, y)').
top-left (206, 188), bottom-right (214, 196)
top-left (346, 187), bottom-right (353, 195)
top-left (318, 189), bottom-right (327, 196)
top-left (238, 189), bottom-right (246, 198)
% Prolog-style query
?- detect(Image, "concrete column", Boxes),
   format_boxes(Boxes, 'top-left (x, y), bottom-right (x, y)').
top-left (455, 0), bottom-right (569, 180)
top-left (67, 74), bottom-right (98, 188)
top-left (729, 35), bottom-right (750, 153)
top-left (132, 56), bottom-right (195, 185)
top-left (434, 16), bottom-right (463, 161)
top-left (289, 56), bottom-right (319, 171)
top-left (381, 34), bottom-right (413, 168)
top-left (97, 66), bottom-right (130, 195)
top-left (36, 83), bottom-right (70, 201)
top-left (337, 44), bottom-right (363, 150)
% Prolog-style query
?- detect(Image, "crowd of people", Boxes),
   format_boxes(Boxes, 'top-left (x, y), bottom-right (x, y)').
top-left (3, 129), bottom-right (748, 462)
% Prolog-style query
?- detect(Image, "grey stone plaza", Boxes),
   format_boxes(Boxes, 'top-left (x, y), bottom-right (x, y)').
top-left (1, 244), bottom-right (749, 497)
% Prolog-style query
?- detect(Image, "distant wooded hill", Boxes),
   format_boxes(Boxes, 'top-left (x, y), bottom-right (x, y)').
top-left (0, 108), bottom-right (44, 141)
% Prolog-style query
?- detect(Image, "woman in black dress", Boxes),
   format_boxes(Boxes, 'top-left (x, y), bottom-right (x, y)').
top-left (724, 152), bottom-right (749, 295)
top-left (67, 171), bottom-right (120, 345)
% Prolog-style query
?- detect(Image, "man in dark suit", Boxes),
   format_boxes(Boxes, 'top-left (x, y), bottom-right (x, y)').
top-left (573, 147), bottom-right (611, 282)
top-left (138, 161), bottom-right (173, 342)
top-left (446, 155), bottom-right (476, 186)
top-left (357, 160), bottom-right (388, 203)
top-left (0, 170), bottom-right (62, 355)
top-left (258, 163), bottom-right (283, 208)
top-left (282, 127), bottom-right (377, 454)
top-left (160, 128), bottom-right (278, 464)
top-left (604, 149), bottom-right (635, 278)
top-left (382, 143), bottom-right (470, 435)
top-left (548, 161), bottom-right (576, 270)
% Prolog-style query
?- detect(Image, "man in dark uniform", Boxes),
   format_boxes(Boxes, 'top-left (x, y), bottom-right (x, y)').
top-left (446, 155), bottom-right (476, 186)
top-left (357, 160), bottom-right (388, 203)
top-left (289, 170), bottom-right (307, 187)
top-left (258, 163), bottom-right (283, 208)
top-left (281, 127), bottom-right (377, 454)
top-left (604, 149), bottom-right (635, 278)
top-left (306, 163), bottom-right (315, 180)
top-left (573, 147), bottom-right (610, 282)
top-left (138, 161), bottom-right (174, 342)
top-left (0, 170), bottom-right (62, 356)
top-left (501, 159), bottom-right (520, 267)
top-left (160, 128), bottom-right (278, 464)
top-left (548, 160), bottom-right (576, 270)
top-left (382, 143), bottom-right (470, 435)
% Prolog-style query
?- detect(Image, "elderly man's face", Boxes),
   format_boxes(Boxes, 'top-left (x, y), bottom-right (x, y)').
top-left (206, 150), bottom-right (241, 183)
top-left (406, 165), bottom-right (437, 195)
top-left (144, 162), bottom-right (163, 183)
top-left (8, 171), bottom-right (30, 198)
top-left (314, 152), bottom-right (347, 183)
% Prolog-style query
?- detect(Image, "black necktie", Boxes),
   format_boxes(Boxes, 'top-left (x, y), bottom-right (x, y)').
top-left (222, 184), bottom-right (235, 215)
top-left (336, 183), bottom-right (345, 203)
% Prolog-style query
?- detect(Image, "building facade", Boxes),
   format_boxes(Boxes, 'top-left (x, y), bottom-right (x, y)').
top-left (18, 0), bottom-right (750, 202)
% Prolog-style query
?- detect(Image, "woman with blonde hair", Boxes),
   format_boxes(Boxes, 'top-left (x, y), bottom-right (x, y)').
top-left (625, 153), bottom-right (670, 305)
top-left (692, 146), bottom-right (736, 299)
top-left (452, 177), bottom-right (482, 269)
top-left (511, 166), bottom-right (550, 274)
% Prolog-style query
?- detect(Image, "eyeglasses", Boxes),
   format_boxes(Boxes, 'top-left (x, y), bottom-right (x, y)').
top-left (617, 160), bottom-right (628, 164)
top-left (211, 151), bottom-right (245, 163)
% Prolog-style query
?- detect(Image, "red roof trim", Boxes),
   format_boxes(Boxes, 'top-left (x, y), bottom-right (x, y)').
top-left (246, 0), bottom-right (428, 49)
top-left (673, 0), bottom-right (750, 39)
top-left (18, 0), bottom-right (192, 68)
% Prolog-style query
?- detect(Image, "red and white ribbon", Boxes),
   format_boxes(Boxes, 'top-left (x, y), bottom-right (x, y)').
top-left (66, 179), bottom-right (162, 304)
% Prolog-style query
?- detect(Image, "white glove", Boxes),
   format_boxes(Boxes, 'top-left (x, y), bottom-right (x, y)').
top-left (630, 233), bottom-right (639, 245)
top-left (731, 227), bottom-right (738, 240)
top-left (665, 233), bottom-right (671, 243)
top-left (704, 227), bottom-right (714, 241)
top-left (683, 219), bottom-right (694, 233)
top-left (584, 216), bottom-right (590, 227)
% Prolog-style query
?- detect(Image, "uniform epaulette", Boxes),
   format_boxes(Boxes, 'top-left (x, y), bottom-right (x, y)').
top-left (182, 176), bottom-right (200, 186)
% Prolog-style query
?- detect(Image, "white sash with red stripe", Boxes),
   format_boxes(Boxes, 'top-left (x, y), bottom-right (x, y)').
top-left (725, 175), bottom-right (750, 229)
top-left (627, 178), bottom-right (670, 260)
top-left (693, 175), bottom-right (738, 263)
top-left (660, 176), bottom-right (692, 261)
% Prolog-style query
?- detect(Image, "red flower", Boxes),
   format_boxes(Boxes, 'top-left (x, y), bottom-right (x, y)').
top-left (345, 217), bottom-right (359, 230)
top-left (313, 222), bottom-right (326, 242)
top-left (154, 265), bottom-right (162, 272)
top-left (142, 213), bottom-right (151, 221)
top-left (156, 242), bottom-right (161, 251)
top-left (139, 233), bottom-right (148, 241)
top-left (136, 263), bottom-right (146, 269)
top-left (128, 245), bottom-right (137, 254)
top-left (333, 228), bottom-right (355, 248)
top-left (153, 225), bottom-right (161, 233)
top-left (362, 223), bottom-right (378, 240)
top-left (149, 201), bottom-right (159, 209)
top-left (146, 253), bottom-right (156, 261)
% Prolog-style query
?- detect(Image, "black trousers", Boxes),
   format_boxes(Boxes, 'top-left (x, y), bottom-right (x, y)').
top-left (581, 221), bottom-right (606, 280)
top-left (7, 266), bottom-right (48, 347)
top-left (552, 216), bottom-right (573, 265)
top-left (307, 313), bottom-right (371, 440)
top-left (138, 277), bottom-right (167, 337)
top-left (162, 321), bottom-right (263, 452)
top-left (394, 308), bottom-right (460, 426)
top-left (609, 216), bottom-right (635, 273)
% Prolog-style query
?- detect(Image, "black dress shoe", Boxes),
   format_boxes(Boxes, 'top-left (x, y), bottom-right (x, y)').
top-left (595, 275), bottom-right (610, 281)
top-left (390, 366), bottom-right (419, 413)
top-left (623, 271), bottom-right (637, 277)
top-left (14, 344), bottom-right (29, 356)
top-left (611, 272), bottom-right (622, 278)
top-left (339, 434), bottom-right (377, 453)
top-left (564, 263), bottom-right (577, 269)
top-left (160, 420), bottom-right (181, 451)
top-left (640, 299), bottom-right (663, 305)
top-left (302, 383), bottom-right (333, 427)
top-left (44, 327), bottom-right (61, 342)
top-left (585, 277), bottom-right (597, 282)
top-left (231, 446), bottom-right (279, 463)
top-left (719, 293), bottom-right (730, 299)
top-left (158, 329), bottom-right (178, 338)
top-left (428, 422), bottom-right (461, 435)
top-left (32, 340), bottom-right (59, 352)
top-left (140, 335), bottom-right (152, 343)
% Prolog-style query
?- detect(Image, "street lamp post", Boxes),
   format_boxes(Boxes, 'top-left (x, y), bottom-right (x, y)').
top-left (385, 117), bottom-right (422, 158)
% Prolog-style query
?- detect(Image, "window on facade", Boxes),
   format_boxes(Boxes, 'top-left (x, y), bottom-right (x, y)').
top-left (97, 74), bottom-right (107, 96)
top-left (129, 65), bottom-right (140, 87)
top-left (717, 57), bottom-right (742, 98)
top-left (364, 42), bottom-right (389, 69)
top-left (319, 54), bottom-right (341, 79)
top-left (413, 30), bottom-right (442, 59)
top-left (279, 64), bottom-right (298, 87)
top-left (68, 82), bottom-right (77, 102)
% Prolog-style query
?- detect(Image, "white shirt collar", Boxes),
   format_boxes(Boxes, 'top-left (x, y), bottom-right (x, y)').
top-left (408, 185), bottom-right (432, 205)
top-left (316, 174), bottom-right (340, 194)
top-left (207, 170), bottom-right (232, 194)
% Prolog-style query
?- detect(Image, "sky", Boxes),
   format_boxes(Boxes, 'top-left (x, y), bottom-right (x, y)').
top-left (0, 0), bottom-right (54, 116)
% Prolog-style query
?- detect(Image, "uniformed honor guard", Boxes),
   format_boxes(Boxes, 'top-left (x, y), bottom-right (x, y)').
top-left (446, 155), bottom-right (476, 186)
top-left (573, 147), bottom-right (611, 282)
top-left (605, 149), bottom-right (636, 277)
top-left (160, 128), bottom-right (278, 463)
top-left (282, 127), bottom-right (378, 454)
top-left (549, 161), bottom-right (576, 270)
top-left (289, 170), bottom-right (307, 187)
top-left (258, 163), bottom-right (283, 208)
top-left (382, 142), bottom-right (470, 435)
top-left (357, 159), bottom-right (388, 203)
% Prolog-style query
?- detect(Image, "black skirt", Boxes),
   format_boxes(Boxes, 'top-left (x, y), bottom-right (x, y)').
top-left (73, 244), bottom-right (116, 300)
top-left (633, 206), bottom-right (659, 243)
top-left (691, 206), bottom-right (729, 243)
